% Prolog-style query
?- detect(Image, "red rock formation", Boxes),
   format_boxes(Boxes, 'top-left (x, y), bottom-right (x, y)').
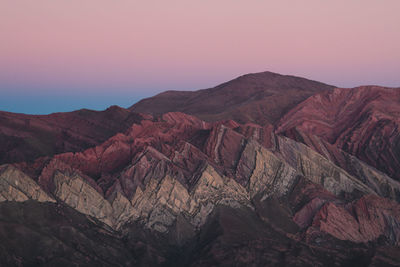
top-left (277, 86), bottom-right (400, 182)
top-left (306, 195), bottom-right (400, 245)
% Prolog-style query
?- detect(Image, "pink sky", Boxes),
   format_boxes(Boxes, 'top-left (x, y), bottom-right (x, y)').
top-left (1, 0), bottom-right (400, 98)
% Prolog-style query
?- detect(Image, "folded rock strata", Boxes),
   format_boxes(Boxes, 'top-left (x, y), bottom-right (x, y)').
top-left (4, 111), bottom-right (398, 248)
top-left (277, 86), bottom-right (400, 182)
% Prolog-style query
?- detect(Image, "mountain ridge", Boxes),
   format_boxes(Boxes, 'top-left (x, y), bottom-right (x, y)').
top-left (1, 71), bottom-right (400, 266)
top-left (130, 71), bottom-right (335, 125)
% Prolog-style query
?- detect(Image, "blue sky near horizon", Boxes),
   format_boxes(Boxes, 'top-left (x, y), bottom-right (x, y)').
top-left (0, 92), bottom-right (148, 115)
top-left (0, 96), bottom-right (129, 115)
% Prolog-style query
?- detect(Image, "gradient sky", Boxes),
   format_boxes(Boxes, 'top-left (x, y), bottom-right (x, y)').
top-left (1, 1), bottom-right (400, 114)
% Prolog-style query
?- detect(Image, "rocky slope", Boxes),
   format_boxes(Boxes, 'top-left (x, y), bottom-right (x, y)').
top-left (277, 86), bottom-right (400, 182)
top-left (1, 111), bottom-right (400, 266)
top-left (130, 71), bottom-right (334, 125)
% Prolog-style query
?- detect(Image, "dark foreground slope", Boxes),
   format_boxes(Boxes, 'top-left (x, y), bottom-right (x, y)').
top-left (2, 201), bottom-right (399, 267)
top-left (130, 71), bottom-right (334, 125)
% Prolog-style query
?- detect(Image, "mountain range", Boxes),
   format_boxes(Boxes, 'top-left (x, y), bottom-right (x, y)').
top-left (1, 71), bottom-right (400, 266)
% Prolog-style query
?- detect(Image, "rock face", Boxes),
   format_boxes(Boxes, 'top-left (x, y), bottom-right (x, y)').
top-left (0, 164), bottom-right (54, 203)
top-left (130, 71), bottom-right (334, 125)
top-left (277, 86), bottom-right (400, 182)
top-left (18, 112), bottom-right (390, 234)
top-left (1, 73), bottom-right (400, 266)
top-left (308, 195), bottom-right (400, 244)
top-left (5, 111), bottom-right (400, 250)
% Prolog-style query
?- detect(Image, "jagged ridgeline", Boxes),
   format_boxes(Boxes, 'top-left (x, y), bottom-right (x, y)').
top-left (1, 72), bottom-right (400, 266)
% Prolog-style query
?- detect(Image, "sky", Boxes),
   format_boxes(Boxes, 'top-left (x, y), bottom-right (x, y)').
top-left (1, 0), bottom-right (399, 114)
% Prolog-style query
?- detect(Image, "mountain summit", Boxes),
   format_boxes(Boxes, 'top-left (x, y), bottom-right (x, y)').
top-left (130, 71), bottom-right (334, 125)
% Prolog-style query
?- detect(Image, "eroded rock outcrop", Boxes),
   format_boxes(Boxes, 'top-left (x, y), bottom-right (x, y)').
top-left (11, 112), bottom-right (399, 240)
top-left (53, 171), bottom-right (114, 227)
top-left (277, 86), bottom-right (400, 182)
top-left (0, 164), bottom-right (54, 203)
top-left (306, 195), bottom-right (400, 245)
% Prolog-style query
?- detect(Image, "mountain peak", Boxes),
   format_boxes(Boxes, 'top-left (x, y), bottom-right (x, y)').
top-left (130, 71), bottom-right (335, 125)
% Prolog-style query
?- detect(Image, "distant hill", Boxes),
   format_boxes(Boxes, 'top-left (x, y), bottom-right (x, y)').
top-left (0, 106), bottom-right (144, 164)
top-left (130, 71), bottom-right (335, 125)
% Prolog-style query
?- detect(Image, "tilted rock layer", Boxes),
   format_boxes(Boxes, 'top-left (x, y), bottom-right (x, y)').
top-left (5, 112), bottom-right (400, 241)
top-left (277, 86), bottom-right (400, 182)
